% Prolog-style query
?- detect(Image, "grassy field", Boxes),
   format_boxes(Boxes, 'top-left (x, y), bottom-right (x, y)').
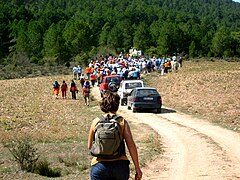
top-left (145, 60), bottom-right (240, 131)
top-left (0, 75), bottom-right (162, 179)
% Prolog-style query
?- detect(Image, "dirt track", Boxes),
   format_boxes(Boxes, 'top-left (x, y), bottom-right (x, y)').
top-left (92, 86), bottom-right (240, 180)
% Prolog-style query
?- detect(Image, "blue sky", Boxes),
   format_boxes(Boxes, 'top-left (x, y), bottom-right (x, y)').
top-left (232, 0), bottom-right (240, 2)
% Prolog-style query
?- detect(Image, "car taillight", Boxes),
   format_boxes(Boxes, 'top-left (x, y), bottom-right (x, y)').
top-left (103, 83), bottom-right (108, 89)
top-left (158, 97), bottom-right (162, 102)
top-left (133, 98), bottom-right (139, 102)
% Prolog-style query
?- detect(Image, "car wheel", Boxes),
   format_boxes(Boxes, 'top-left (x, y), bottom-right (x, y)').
top-left (108, 82), bottom-right (117, 92)
top-left (127, 102), bottom-right (131, 109)
top-left (131, 104), bottom-right (136, 113)
top-left (156, 108), bottom-right (161, 113)
top-left (120, 99), bottom-right (124, 106)
top-left (124, 99), bottom-right (127, 106)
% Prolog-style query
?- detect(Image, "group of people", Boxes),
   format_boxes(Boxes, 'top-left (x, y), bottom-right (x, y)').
top-left (72, 65), bottom-right (82, 80)
top-left (52, 78), bottom-right (91, 106)
top-left (52, 80), bottom-right (68, 99)
top-left (72, 54), bottom-right (182, 89)
top-left (62, 53), bottom-right (182, 91)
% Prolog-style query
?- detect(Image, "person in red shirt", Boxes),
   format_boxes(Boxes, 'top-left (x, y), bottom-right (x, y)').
top-left (61, 80), bottom-right (68, 99)
top-left (82, 81), bottom-right (90, 106)
top-left (70, 80), bottom-right (78, 100)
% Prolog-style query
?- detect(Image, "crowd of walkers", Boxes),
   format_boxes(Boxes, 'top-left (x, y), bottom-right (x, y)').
top-left (52, 55), bottom-right (182, 105)
top-left (52, 77), bottom-right (91, 106)
top-left (52, 55), bottom-right (183, 179)
top-left (79, 54), bottom-right (182, 84)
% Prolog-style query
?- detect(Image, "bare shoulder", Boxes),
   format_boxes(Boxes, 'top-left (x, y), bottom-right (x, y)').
top-left (123, 119), bottom-right (131, 134)
top-left (91, 117), bottom-right (101, 128)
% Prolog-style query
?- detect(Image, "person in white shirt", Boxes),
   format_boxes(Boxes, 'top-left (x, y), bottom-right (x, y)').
top-left (72, 66), bottom-right (78, 80)
top-left (172, 55), bottom-right (176, 61)
top-left (77, 65), bottom-right (82, 80)
top-left (142, 61), bottom-right (147, 74)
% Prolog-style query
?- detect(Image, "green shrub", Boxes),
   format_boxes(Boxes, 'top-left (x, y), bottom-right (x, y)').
top-left (40, 57), bottom-right (58, 66)
top-left (34, 159), bottom-right (61, 177)
top-left (75, 53), bottom-right (90, 66)
top-left (4, 137), bottom-right (39, 172)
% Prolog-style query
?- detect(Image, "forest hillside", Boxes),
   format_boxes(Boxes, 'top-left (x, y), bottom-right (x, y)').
top-left (0, 0), bottom-right (240, 68)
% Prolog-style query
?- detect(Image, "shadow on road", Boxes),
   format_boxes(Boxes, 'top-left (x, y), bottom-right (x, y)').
top-left (133, 107), bottom-right (176, 114)
top-left (161, 107), bottom-right (176, 114)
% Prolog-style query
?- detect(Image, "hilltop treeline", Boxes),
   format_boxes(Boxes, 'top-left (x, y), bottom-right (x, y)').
top-left (0, 0), bottom-right (240, 66)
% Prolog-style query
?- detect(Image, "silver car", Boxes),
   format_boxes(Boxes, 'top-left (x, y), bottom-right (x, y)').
top-left (117, 80), bottom-right (144, 106)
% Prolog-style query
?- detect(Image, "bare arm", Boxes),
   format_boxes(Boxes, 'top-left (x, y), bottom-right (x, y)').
top-left (88, 118), bottom-right (98, 149)
top-left (123, 120), bottom-right (142, 179)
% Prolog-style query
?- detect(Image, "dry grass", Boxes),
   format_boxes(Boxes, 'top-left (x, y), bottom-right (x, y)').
top-left (0, 75), bottom-right (99, 179)
top-left (145, 61), bottom-right (240, 131)
top-left (0, 75), bottom-right (97, 142)
top-left (0, 75), bottom-right (161, 179)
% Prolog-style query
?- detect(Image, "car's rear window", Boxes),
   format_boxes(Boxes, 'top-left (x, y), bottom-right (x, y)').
top-left (136, 89), bottom-right (159, 96)
top-left (106, 77), bottom-right (120, 84)
top-left (125, 82), bottom-right (143, 89)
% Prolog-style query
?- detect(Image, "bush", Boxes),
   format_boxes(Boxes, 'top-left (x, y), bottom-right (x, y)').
top-left (34, 159), bottom-right (61, 177)
top-left (4, 137), bottom-right (39, 172)
top-left (0, 64), bottom-right (72, 79)
top-left (4, 137), bottom-right (62, 177)
top-left (40, 57), bottom-right (58, 66)
top-left (75, 53), bottom-right (89, 66)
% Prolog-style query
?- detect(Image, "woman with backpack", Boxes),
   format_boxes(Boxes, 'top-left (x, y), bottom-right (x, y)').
top-left (70, 79), bottom-right (78, 100)
top-left (82, 81), bottom-right (90, 106)
top-left (80, 74), bottom-right (85, 87)
top-left (88, 92), bottom-right (142, 180)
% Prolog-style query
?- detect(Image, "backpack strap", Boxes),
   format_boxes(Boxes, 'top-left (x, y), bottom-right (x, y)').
top-left (97, 114), bottom-right (124, 130)
top-left (107, 114), bottom-right (122, 121)
top-left (97, 115), bottom-right (106, 123)
top-left (97, 114), bottom-right (123, 127)
top-left (111, 115), bottom-right (123, 124)
top-left (110, 114), bottom-right (124, 134)
top-left (97, 114), bottom-right (121, 121)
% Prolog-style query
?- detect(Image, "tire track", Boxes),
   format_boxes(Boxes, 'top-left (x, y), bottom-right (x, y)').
top-left (119, 108), bottom-right (240, 179)
top-left (160, 112), bottom-right (240, 168)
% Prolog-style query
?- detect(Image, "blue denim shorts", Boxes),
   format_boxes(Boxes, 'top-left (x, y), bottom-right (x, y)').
top-left (90, 160), bottom-right (130, 180)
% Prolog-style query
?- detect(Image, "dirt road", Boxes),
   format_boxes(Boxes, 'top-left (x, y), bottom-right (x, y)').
top-left (92, 87), bottom-right (240, 180)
